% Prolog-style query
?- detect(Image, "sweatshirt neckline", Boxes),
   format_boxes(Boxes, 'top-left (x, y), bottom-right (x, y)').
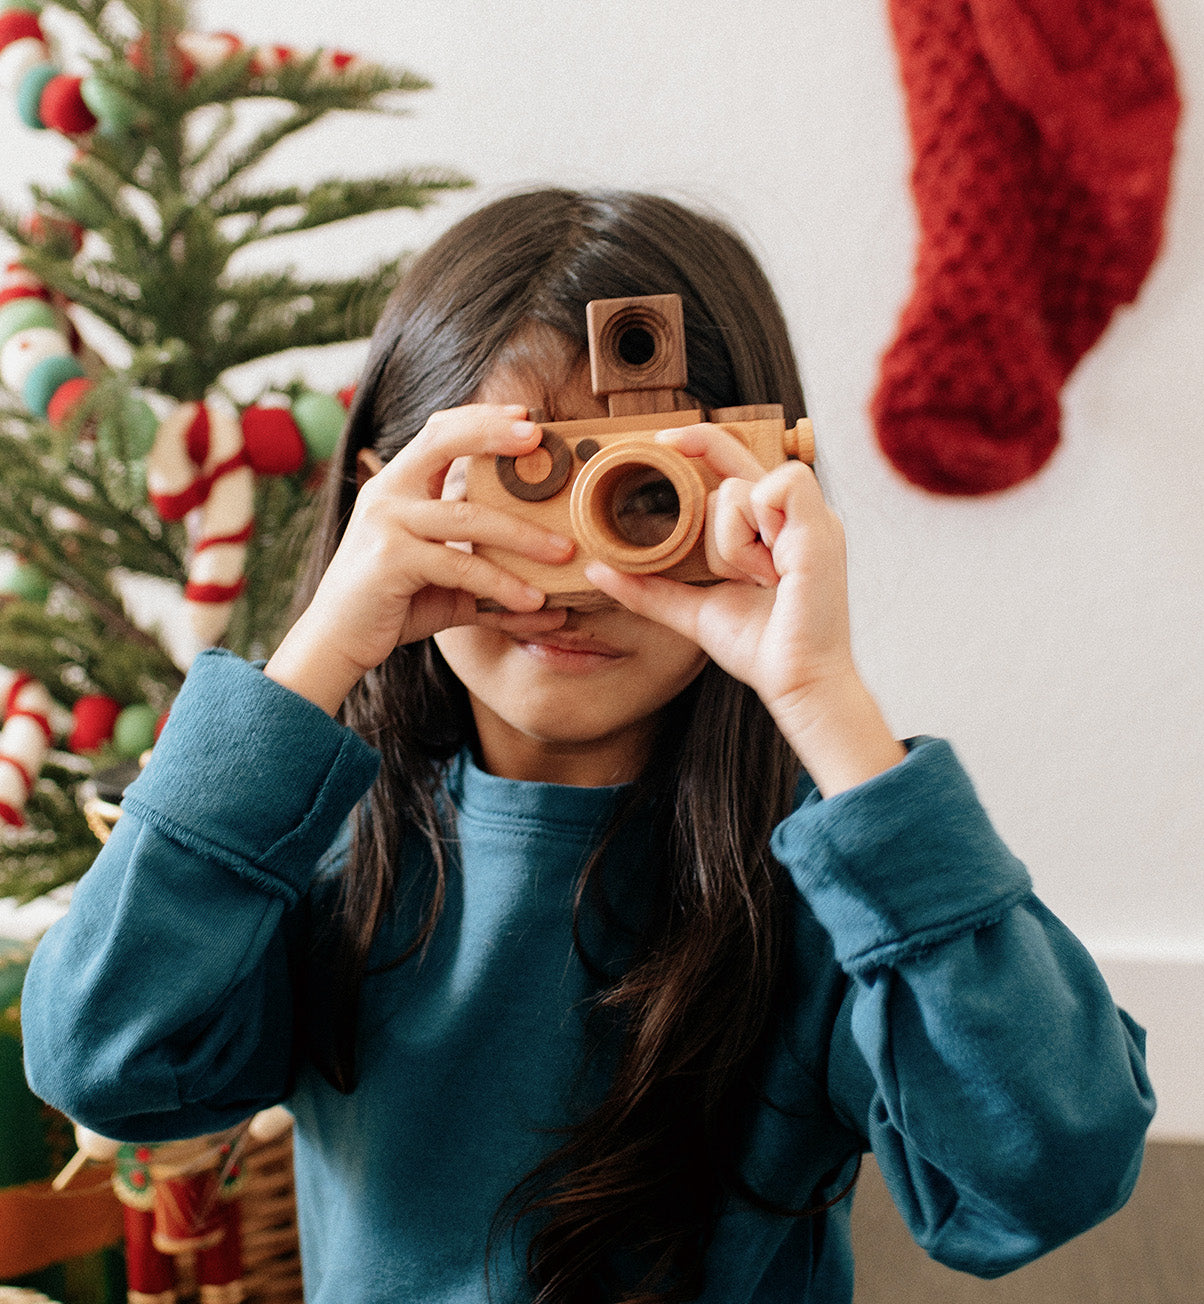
top-left (447, 749), bottom-right (631, 833)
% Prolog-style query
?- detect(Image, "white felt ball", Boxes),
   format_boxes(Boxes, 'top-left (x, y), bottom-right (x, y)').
top-left (0, 37), bottom-right (50, 93)
top-left (176, 31), bottom-right (242, 72)
top-left (0, 325), bottom-right (72, 395)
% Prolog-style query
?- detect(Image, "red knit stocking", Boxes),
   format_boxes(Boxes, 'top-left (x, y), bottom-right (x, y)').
top-left (872, 0), bottom-right (1181, 495)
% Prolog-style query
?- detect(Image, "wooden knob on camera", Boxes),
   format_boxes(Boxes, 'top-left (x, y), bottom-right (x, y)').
top-left (785, 418), bottom-right (815, 464)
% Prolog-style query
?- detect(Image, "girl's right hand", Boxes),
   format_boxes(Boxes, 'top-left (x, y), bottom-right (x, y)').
top-left (265, 405), bottom-right (574, 714)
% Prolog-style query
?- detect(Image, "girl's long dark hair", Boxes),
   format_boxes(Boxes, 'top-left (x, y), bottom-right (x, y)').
top-left (298, 189), bottom-right (815, 1303)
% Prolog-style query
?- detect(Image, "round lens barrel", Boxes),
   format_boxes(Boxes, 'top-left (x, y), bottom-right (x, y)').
top-left (569, 439), bottom-right (706, 573)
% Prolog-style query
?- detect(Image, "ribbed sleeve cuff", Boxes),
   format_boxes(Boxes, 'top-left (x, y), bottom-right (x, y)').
top-left (771, 738), bottom-right (1032, 973)
top-left (121, 649), bottom-right (380, 902)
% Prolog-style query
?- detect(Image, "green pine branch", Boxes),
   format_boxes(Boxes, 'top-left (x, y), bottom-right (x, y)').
top-left (0, 598), bottom-right (182, 708)
top-left (218, 170), bottom-right (469, 242)
top-left (214, 258), bottom-right (407, 368)
top-left (0, 411), bottom-right (182, 583)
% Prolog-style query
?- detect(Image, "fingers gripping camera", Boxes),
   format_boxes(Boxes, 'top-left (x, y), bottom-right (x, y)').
top-left (466, 295), bottom-right (815, 606)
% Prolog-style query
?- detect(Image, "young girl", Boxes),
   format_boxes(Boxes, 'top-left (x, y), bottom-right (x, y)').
top-left (22, 189), bottom-right (1153, 1304)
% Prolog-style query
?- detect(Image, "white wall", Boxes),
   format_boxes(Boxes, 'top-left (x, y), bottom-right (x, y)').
top-left (2, 1), bottom-right (1200, 1137)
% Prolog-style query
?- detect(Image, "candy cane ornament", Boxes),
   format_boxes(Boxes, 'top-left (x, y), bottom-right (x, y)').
top-left (0, 666), bottom-right (55, 827)
top-left (146, 401), bottom-right (255, 644)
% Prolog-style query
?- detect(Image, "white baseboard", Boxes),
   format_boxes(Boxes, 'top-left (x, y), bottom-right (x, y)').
top-left (1094, 950), bottom-right (1204, 1143)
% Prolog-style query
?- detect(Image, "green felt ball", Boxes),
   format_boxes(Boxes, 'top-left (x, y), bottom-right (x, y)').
top-left (16, 61), bottom-right (57, 129)
top-left (0, 297), bottom-right (57, 348)
top-left (291, 391), bottom-right (345, 461)
top-left (1, 560), bottom-right (50, 603)
top-left (113, 703), bottom-right (158, 758)
top-left (79, 74), bottom-right (138, 132)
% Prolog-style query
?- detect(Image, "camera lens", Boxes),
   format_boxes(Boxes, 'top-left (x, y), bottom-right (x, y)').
top-left (609, 467), bottom-right (679, 546)
top-left (616, 324), bottom-right (657, 368)
top-left (569, 438), bottom-right (706, 573)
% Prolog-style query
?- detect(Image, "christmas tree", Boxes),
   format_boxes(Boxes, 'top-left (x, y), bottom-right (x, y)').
top-left (0, 0), bottom-right (469, 900)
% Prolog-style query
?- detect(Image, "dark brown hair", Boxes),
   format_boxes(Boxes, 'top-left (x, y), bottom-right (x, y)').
top-left (299, 189), bottom-right (811, 1303)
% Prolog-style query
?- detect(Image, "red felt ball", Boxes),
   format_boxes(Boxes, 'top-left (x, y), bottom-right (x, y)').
top-left (25, 213), bottom-right (85, 253)
top-left (250, 44), bottom-right (293, 76)
top-left (39, 75), bottom-right (98, 135)
top-left (338, 384), bottom-right (356, 408)
top-left (0, 10), bottom-right (44, 53)
top-left (127, 34), bottom-right (198, 85)
top-left (46, 375), bottom-right (95, 427)
top-left (241, 405), bottom-right (307, 476)
top-left (69, 694), bottom-right (122, 753)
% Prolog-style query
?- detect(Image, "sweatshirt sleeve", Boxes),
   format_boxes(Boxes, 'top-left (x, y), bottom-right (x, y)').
top-left (771, 737), bottom-right (1155, 1278)
top-left (21, 649), bottom-right (380, 1141)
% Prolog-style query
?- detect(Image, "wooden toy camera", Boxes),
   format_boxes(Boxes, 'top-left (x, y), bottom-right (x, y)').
top-left (466, 294), bottom-right (814, 607)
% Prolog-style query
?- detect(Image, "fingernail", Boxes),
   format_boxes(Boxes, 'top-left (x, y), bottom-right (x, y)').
top-left (512, 420), bottom-right (538, 438)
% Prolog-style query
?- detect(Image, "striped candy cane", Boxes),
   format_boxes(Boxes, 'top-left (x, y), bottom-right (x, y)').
top-left (147, 401), bottom-right (255, 644)
top-left (0, 666), bottom-right (55, 827)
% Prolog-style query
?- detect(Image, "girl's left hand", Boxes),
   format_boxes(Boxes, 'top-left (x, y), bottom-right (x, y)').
top-left (585, 424), bottom-right (905, 794)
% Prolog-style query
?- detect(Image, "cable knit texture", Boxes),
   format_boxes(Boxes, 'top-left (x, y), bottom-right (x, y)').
top-left (872, 0), bottom-right (1181, 495)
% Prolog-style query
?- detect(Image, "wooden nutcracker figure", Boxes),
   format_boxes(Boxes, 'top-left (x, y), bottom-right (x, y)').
top-left (70, 1126), bottom-right (246, 1304)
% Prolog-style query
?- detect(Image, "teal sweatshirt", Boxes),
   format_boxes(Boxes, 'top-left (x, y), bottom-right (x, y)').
top-left (22, 650), bottom-right (1154, 1303)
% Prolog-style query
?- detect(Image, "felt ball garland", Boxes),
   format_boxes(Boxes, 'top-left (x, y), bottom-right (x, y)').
top-left (0, 4), bottom-right (99, 136)
top-left (175, 30), bottom-right (243, 75)
top-left (39, 72), bottom-right (96, 134)
top-left (0, 261), bottom-right (91, 421)
top-left (290, 389), bottom-right (347, 462)
top-left (112, 701), bottom-right (159, 757)
top-left (240, 403), bottom-right (307, 476)
top-left (0, 549), bottom-right (171, 826)
top-left (1, 2), bottom-right (376, 141)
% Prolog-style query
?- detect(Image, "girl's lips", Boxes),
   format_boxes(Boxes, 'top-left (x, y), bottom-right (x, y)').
top-left (515, 634), bottom-right (626, 665)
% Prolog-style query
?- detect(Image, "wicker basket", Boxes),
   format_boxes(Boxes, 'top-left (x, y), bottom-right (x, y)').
top-left (238, 1125), bottom-right (304, 1304)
